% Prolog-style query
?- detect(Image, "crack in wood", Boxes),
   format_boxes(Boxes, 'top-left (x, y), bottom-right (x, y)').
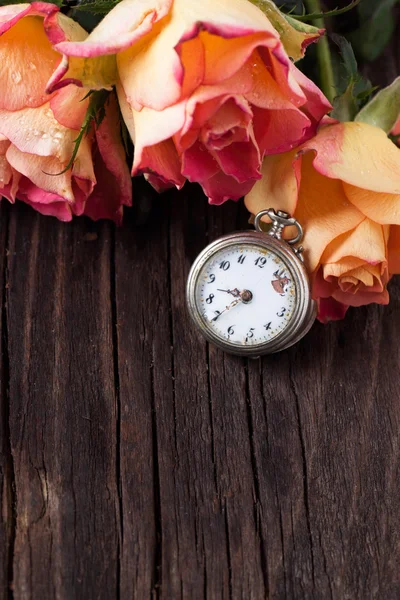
top-left (110, 224), bottom-right (123, 600)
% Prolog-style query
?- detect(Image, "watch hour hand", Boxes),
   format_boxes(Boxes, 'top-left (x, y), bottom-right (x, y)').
top-left (217, 288), bottom-right (241, 297)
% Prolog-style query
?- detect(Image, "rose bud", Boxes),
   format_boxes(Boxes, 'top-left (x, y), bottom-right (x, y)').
top-left (49, 0), bottom-right (331, 204)
top-left (245, 122), bottom-right (400, 322)
top-left (0, 2), bottom-right (131, 223)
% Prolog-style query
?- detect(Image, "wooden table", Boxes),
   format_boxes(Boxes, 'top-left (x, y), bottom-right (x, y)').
top-left (0, 185), bottom-right (399, 599)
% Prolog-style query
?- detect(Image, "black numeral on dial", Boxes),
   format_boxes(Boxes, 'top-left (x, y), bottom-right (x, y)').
top-left (219, 261), bottom-right (230, 271)
top-left (264, 322), bottom-right (272, 331)
top-left (227, 325), bottom-right (235, 336)
top-left (255, 257), bottom-right (267, 268)
top-left (207, 274), bottom-right (216, 283)
top-left (237, 254), bottom-right (246, 264)
top-left (246, 328), bottom-right (255, 342)
top-left (277, 308), bottom-right (286, 317)
top-left (206, 294), bottom-right (214, 304)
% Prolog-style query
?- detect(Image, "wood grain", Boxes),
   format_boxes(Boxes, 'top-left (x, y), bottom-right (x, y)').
top-left (0, 182), bottom-right (399, 600)
top-left (5, 207), bottom-right (120, 598)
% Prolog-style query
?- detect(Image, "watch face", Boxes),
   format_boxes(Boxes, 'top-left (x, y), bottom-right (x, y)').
top-left (193, 242), bottom-right (296, 348)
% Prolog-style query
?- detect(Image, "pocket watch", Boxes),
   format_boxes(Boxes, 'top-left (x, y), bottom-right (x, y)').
top-left (186, 208), bottom-right (316, 356)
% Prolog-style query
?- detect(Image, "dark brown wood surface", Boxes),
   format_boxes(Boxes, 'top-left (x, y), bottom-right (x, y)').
top-left (0, 16), bottom-right (400, 600)
top-left (0, 185), bottom-right (399, 600)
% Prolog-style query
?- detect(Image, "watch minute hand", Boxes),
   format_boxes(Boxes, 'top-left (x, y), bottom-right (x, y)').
top-left (211, 297), bottom-right (241, 321)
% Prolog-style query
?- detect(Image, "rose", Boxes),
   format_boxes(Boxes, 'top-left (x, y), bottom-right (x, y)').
top-left (49, 0), bottom-right (331, 205)
top-left (0, 2), bottom-right (131, 223)
top-left (245, 122), bottom-right (400, 322)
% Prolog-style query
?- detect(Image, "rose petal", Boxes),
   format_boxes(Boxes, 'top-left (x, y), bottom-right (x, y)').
top-left (321, 219), bottom-right (388, 265)
top-left (343, 183), bottom-right (400, 226)
top-left (0, 8), bottom-right (60, 110)
top-left (317, 296), bottom-right (349, 323)
top-left (294, 153), bottom-right (365, 272)
top-left (50, 85), bottom-right (89, 130)
top-left (182, 141), bottom-right (219, 183)
top-left (6, 144), bottom-right (74, 201)
top-left (55, 0), bottom-right (172, 57)
top-left (0, 102), bottom-right (77, 162)
top-left (332, 287), bottom-right (389, 308)
top-left (94, 93), bottom-right (132, 210)
top-left (132, 138), bottom-right (184, 190)
top-left (203, 170), bottom-right (256, 204)
top-left (51, 0), bottom-right (172, 93)
top-left (304, 122), bottom-right (400, 194)
top-left (245, 150), bottom-right (300, 221)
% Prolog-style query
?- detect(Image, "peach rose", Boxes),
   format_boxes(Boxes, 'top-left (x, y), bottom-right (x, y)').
top-left (0, 3), bottom-right (131, 223)
top-left (245, 122), bottom-right (400, 322)
top-left (49, 0), bottom-right (331, 204)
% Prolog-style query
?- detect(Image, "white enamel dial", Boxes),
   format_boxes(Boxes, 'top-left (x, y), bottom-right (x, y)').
top-left (195, 243), bottom-right (296, 347)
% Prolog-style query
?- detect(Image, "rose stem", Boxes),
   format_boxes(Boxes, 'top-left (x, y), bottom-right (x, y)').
top-left (304, 0), bottom-right (337, 104)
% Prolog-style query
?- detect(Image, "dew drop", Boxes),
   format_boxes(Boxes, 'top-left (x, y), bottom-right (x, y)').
top-left (11, 71), bottom-right (22, 84)
top-left (28, 62), bottom-right (36, 71)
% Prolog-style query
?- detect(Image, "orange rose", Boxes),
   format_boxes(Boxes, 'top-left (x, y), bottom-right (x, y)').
top-left (245, 122), bottom-right (400, 322)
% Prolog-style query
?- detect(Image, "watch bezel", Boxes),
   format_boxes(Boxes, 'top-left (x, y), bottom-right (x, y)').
top-left (186, 231), bottom-right (315, 356)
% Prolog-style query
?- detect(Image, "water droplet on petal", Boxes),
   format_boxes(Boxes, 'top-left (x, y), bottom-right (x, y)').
top-left (11, 71), bottom-right (22, 84)
top-left (28, 62), bottom-right (36, 71)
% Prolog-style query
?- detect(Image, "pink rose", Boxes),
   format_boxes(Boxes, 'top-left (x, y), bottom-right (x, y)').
top-left (245, 122), bottom-right (400, 322)
top-left (49, 0), bottom-right (331, 204)
top-left (0, 2), bottom-right (131, 223)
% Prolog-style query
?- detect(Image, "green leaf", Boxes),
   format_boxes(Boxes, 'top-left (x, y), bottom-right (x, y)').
top-left (331, 33), bottom-right (358, 81)
top-left (45, 90), bottom-right (110, 177)
top-left (291, 0), bottom-right (361, 22)
top-left (247, 0), bottom-right (322, 61)
top-left (332, 83), bottom-right (358, 122)
top-left (355, 77), bottom-right (400, 134)
top-left (74, 0), bottom-right (122, 15)
top-left (349, 0), bottom-right (400, 62)
top-left (330, 34), bottom-right (374, 122)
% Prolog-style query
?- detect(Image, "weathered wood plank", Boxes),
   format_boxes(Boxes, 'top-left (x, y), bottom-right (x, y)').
top-left (0, 190), bottom-right (400, 599)
top-left (0, 204), bottom-right (12, 600)
top-left (5, 206), bottom-right (120, 599)
top-left (113, 187), bottom-right (170, 599)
